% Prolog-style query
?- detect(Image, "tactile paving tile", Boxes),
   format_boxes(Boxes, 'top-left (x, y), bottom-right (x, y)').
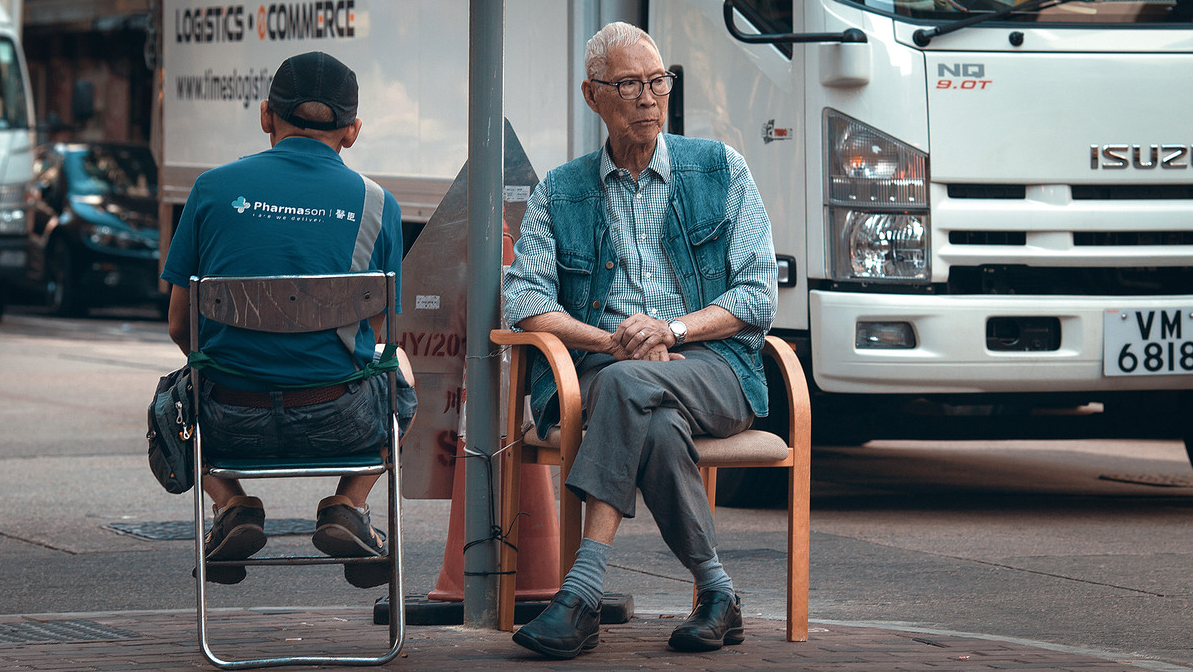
top-left (106, 517), bottom-right (315, 541)
top-left (0, 619), bottom-right (141, 645)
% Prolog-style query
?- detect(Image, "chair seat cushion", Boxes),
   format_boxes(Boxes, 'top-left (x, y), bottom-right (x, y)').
top-left (524, 424), bottom-right (789, 464)
top-left (693, 430), bottom-right (789, 463)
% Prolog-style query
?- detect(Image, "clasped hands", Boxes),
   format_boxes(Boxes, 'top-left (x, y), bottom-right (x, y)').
top-left (608, 313), bottom-right (685, 362)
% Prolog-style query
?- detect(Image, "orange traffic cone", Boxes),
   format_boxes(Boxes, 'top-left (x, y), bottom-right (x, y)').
top-left (428, 439), bottom-right (560, 601)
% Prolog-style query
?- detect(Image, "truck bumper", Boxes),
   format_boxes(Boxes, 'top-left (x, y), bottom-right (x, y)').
top-left (810, 290), bottom-right (1193, 394)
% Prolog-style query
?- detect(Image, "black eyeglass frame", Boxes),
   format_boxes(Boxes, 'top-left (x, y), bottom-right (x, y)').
top-left (590, 72), bottom-right (678, 100)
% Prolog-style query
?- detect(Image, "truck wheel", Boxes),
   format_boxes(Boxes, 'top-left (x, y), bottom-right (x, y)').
top-left (713, 467), bottom-right (787, 509)
top-left (47, 241), bottom-right (84, 317)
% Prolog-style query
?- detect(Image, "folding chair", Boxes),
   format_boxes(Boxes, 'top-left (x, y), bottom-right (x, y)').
top-left (189, 272), bottom-right (405, 668)
top-left (491, 330), bottom-right (811, 642)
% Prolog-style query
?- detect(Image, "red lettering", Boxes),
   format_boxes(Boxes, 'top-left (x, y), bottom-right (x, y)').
top-left (436, 430), bottom-right (459, 467)
top-left (407, 331), bottom-right (425, 356)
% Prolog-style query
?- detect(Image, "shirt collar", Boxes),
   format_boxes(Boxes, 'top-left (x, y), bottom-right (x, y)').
top-left (599, 134), bottom-right (671, 184)
top-left (271, 136), bottom-right (345, 162)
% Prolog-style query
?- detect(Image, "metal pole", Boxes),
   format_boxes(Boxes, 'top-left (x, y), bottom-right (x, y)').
top-left (464, 0), bottom-right (503, 629)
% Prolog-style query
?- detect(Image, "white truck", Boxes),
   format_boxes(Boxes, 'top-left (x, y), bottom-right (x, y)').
top-left (155, 0), bottom-right (1193, 502)
top-left (653, 0), bottom-right (1193, 495)
top-left (0, 4), bottom-right (35, 319)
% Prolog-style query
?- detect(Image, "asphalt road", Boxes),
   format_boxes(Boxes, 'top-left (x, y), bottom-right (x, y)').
top-left (1, 305), bottom-right (1191, 669)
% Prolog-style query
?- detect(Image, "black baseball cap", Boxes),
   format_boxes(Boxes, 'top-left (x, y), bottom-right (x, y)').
top-left (268, 51), bottom-right (358, 131)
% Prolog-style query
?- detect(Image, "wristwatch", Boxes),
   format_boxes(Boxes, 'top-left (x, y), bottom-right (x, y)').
top-left (668, 319), bottom-right (688, 346)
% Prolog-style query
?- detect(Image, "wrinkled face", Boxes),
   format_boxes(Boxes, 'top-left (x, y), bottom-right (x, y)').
top-left (584, 38), bottom-right (669, 149)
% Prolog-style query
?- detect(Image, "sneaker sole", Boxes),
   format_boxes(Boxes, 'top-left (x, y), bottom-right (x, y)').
top-left (206, 524), bottom-right (266, 561)
top-left (343, 561), bottom-right (391, 589)
top-left (191, 564), bottom-right (248, 585)
top-left (313, 524), bottom-right (389, 589)
top-left (312, 523), bottom-right (383, 558)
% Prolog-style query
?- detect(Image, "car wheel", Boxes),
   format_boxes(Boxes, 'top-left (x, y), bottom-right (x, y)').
top-left (47, 240), bottom-right (85, 317)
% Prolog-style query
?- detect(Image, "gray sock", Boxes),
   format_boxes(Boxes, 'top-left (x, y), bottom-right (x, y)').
top-left (559, 537), bottom-right (610, 611)
top-left (692, 551), bottom-right (735, 596)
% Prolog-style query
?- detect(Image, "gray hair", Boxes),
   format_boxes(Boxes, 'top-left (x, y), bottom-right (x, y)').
top-left (584, 22), bottom-right (661, 81)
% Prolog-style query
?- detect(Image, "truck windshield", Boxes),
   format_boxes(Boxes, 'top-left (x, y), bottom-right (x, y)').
top-left (0, 39), bottom-right (28, 129)
top-left (841, 0), bottom-right (1193, 24)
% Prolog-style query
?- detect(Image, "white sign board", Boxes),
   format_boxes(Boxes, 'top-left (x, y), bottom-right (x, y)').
top-left (162, 0), bottom-right (571, 185)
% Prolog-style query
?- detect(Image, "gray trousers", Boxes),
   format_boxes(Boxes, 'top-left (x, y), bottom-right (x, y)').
top-left (564, 344), bottom-right (753, 571)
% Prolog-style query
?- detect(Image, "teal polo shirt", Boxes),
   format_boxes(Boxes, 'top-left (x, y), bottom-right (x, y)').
top-left (162, 137), bottom-right (402, 389)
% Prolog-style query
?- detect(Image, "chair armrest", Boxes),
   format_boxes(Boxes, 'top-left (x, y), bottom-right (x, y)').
top-left (489, 329), bottom-right (583, 460)
top-left (763, 335), bottom-right (812, 451)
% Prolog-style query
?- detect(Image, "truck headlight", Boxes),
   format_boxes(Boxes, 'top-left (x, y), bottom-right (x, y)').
top-left (832, 210), bottom-right (928, 280)
top-left (826, 110), bottom-right (929, 282)
top-left (0, 183), bottom-right (27, 235)
top-left (0, 209), bottom-right (23, 235)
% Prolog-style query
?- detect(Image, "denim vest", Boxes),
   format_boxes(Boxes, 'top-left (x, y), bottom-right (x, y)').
top-left (526, 134), bottom-right (768, 436)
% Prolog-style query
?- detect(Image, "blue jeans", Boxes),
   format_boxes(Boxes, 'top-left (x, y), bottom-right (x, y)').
top-left (198, 372), bottom-right (416, 461)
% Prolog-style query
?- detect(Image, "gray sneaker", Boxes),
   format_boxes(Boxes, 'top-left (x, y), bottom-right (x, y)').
top-left (312, 495), bottom-right (389, 588)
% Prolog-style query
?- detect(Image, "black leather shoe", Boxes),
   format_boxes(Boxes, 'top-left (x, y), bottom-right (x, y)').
top-left (512, 590), bottom-right (601, 659)
top-left (668, 590), bottom-right (744, 652)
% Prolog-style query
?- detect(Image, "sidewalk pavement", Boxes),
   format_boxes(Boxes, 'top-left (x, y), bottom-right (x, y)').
top-left (0, 606), bottom-right (1178, 672)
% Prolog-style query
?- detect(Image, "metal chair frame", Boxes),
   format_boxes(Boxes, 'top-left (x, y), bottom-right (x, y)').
top-left (189, 272), bottom-right (404, 669)
top-left (490, 329), bottom-right (811, 642)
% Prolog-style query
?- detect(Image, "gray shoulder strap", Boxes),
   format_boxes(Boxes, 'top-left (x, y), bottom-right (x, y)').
top-left (338, 175), bottom-right (387, 355)
top-left (351, 176), bottom-right (385, 271)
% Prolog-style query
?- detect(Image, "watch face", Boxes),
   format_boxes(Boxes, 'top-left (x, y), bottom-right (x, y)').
top-left (670, 320), bottom-right (687, 343)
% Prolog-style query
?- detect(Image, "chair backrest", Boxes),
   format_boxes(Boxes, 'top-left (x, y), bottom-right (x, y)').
top-left (192, 272), bottom-right (393, 334)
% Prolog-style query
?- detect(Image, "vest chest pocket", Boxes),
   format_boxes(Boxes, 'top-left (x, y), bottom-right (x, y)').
top-left (687, 217), bottom-right (732, 281)
top-left (556, 253), bottom-right (594, 311)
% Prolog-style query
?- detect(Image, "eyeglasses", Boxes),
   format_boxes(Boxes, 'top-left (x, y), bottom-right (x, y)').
top-left (590, 72), bottom-right (678, 100)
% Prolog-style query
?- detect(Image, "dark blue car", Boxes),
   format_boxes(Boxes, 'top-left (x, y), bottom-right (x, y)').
top-left (25, 142), bottom-right (165, 316)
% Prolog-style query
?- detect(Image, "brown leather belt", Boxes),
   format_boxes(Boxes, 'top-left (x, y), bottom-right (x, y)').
top-left (210, 382), bottom-right (349, 408)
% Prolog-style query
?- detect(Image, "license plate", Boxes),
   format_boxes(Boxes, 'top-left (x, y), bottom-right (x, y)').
top-left (1103, 308), bottom-right (1193, 376)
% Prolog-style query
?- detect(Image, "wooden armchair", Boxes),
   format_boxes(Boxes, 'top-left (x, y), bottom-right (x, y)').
top-left (490, 330), bottom-right (811, 642)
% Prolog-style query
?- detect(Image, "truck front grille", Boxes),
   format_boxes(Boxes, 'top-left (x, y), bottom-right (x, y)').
top-left (1071, 184), bottom-right (1193, 200)
top-left (945, 183), bottom-right (1193, 201)
top-left (947, 265), bottom-right (1193, 296)
top-left (1074, 231), bottom-right (1193, 246)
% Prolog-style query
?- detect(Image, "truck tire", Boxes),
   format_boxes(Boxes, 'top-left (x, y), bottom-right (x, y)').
top-left (713, 467), bottom-right (787, 509)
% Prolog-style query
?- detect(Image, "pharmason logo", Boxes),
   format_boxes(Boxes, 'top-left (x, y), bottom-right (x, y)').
top-left (231, 196), bottom-right (250, 213)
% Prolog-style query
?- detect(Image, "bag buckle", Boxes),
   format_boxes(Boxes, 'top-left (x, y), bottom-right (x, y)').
top-left (175, 401), bottom-right (193, 440)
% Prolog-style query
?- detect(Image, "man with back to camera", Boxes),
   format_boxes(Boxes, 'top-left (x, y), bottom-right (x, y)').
top-left (503, 22), bottom-right (777, 658)
top-left (161, 51), bottom-right (416, 588)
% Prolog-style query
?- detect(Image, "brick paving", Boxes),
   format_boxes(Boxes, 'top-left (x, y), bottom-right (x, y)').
top-left (0, 608), bottom-right (1171, 672)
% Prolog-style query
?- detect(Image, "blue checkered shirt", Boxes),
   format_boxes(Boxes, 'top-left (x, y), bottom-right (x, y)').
top-left (504, 136), bottom-right (776, 349)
